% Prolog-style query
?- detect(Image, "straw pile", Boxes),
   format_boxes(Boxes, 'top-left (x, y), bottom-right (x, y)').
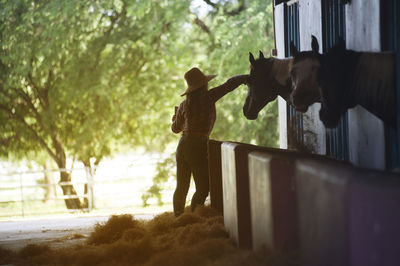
top-left (0, 206), bottom-right (298, 266)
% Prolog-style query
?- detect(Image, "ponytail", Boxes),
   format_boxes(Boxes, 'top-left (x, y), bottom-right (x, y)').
top-left (184, 85), bottom-right (207, 121)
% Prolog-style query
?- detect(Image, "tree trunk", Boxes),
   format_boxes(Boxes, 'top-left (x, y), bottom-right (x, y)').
top-left (42, 160), bottom-right (56, 203)
top-left (58, 162), bottom-right (82, 209)
top-left (50, 134), bottom-right (82, 209)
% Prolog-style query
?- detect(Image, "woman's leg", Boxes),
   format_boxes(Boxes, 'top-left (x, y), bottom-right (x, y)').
top-left (189, 139), bottom-right (210, 212)
top-left (173, 137), bottom-right (191, 217)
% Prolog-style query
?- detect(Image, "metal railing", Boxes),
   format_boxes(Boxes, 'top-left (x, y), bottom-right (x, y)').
top-left (1, 167), bottom-right (94, 217)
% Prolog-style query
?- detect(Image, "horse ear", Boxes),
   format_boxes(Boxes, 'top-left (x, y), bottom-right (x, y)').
top-left (259, 50), bottom-right (264, 59)
top-left (311, 35), bottom-right (319, 53)
top-left (290, 41), bottom-right (298, 56)
top-left (249, 52), bottom-right (256, 65)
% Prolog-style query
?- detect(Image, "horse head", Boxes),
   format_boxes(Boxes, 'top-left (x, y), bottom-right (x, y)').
top-left (243, 51), bottom-right (279, 120)
top-left (317, 37), bottom-right (348, 128)
top-left (289, 35), bottom-right (322, 113)
top-left (290, 35), bottom-right (349, 128)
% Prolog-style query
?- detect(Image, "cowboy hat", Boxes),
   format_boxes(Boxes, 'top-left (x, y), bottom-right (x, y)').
top-left (181, 67), bottom-right (216, 96)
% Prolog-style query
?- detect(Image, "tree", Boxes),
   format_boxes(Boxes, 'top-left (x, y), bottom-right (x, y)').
top-left (0, 0), bottom-right (278, 209)
top-left (0, 0), bottom-right (190, 209)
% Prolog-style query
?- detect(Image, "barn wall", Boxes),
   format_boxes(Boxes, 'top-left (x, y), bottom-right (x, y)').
top-left (275, 3), bottom-right (288, 149)
top-left (298, 0), bottom-right (326, 155)
top-left (345, 0), bottom-right (386, 170)
top-left (275, 0), bottom-right (387, 168)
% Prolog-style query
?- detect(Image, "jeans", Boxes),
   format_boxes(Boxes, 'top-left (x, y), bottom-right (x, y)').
top-left (173, 134), bottom-right (209, 216)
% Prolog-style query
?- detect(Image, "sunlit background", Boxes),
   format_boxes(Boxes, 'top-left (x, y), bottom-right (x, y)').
top-left (0, 0), bottom-right (277, 219)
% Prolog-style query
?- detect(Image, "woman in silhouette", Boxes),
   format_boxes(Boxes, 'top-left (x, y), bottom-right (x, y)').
top-left (171, 67), bottom-right (248, 216)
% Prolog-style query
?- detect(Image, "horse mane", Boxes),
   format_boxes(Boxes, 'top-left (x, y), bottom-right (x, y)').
top-left (319, 43), bottom-right (360, 107)
top-left (251, 56), bottom-right (292, 100)
top-left (351, 52), bottom-right (396, 127)
top-left (273, 57), bottom-right (293, 88)
top-left (321, 44), bottom-right (396, 128)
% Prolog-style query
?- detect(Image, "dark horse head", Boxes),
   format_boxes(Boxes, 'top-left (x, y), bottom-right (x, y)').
top-left (289, 35), bottom-right (322, 113)
top-left (290, 36), bottom-right (349, 128)
top-left (243, 51), bottom-right (280, 120)
top-left (317, 38), bottom-right (350, 128)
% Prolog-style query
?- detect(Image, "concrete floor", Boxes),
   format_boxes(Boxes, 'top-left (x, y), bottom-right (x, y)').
top-left (0, 214), bottom-right (155, 251)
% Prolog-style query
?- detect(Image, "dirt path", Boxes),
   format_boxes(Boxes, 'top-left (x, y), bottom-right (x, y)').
top-left (0, 214), bottom-right (154, 251)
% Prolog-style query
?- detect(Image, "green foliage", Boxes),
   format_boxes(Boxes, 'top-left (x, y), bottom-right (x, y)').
top-left (143, 1), bottom-right (278, 205)
top-left (0, 0), bottom-right (191, 165)
top-left (0, 0), bottom-right (278, 206)
top-left (174, 0), bottom-right (278, 146)
top-left (209, 1), bottom-right (277, 147)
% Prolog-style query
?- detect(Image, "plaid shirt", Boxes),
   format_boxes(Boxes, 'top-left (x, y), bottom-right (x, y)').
top-left (171, 75), bottom-right (247, 137)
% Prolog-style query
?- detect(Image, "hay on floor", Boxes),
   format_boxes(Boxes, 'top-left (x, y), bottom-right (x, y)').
top-left (0, 206), bottom-right (299, 266)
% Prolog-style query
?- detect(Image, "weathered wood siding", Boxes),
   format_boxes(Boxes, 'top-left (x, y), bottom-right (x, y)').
top-left (298, 0), bottom-right (326, 155)
top-left (346, 0), bottom-right (386, 169)
top-left (276, 3), bottom-right (289, 149)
